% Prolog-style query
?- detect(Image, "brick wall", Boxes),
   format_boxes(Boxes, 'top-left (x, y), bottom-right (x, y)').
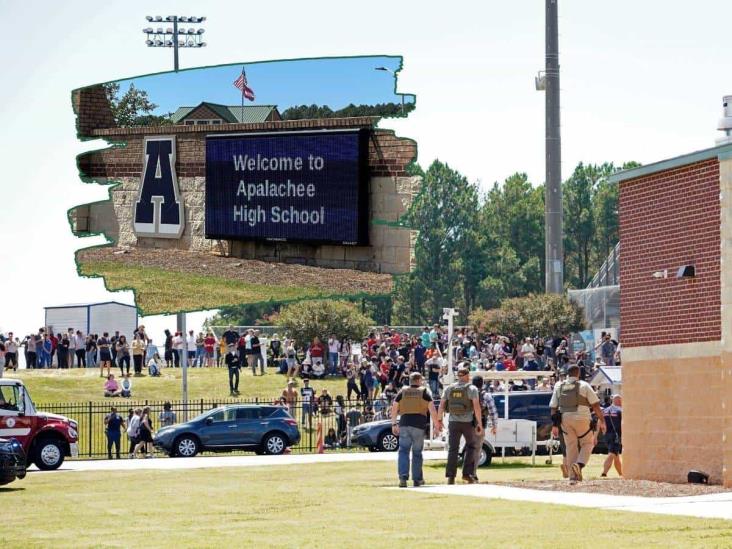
top-left (618, 158), bottom-right (721, 347)
top-left (73, 85), bottom-right (116, 136)
top-left (79, 120), bottom-right (416, 179)
top-left (73, 120), bottom-right (418, 274)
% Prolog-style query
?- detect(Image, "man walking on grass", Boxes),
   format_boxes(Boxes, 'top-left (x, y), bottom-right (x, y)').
top-left (391, 372), bottom-right (441, 487)
top-left (550, 364), bottom-right (606, 482)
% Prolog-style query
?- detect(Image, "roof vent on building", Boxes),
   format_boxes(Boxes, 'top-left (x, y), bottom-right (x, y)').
top-left (717, 95), bottom-right (732, 145)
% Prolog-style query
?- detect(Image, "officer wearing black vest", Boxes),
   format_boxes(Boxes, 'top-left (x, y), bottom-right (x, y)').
top-left (550, 364), bottom-right (606, 482)
top-left (390, 372), bottom-right (441, 488)
top-left (438, 366), bottom-right (483, 484)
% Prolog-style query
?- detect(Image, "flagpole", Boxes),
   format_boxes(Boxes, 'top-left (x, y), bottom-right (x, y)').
top-left (241, 66), bottom-right (245, 122)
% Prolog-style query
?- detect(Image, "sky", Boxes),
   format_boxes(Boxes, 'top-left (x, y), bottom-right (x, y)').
top-left (116, 56), bottom-right (413, 114)
top-left (1, 0), bottom-right (732, 341)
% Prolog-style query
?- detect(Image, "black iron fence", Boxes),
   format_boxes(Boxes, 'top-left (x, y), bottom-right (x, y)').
top-left (40, 397), bottom-right (391, 459)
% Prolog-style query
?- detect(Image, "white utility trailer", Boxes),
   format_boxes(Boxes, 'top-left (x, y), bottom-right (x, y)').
top-left (424, 370), bottom-right (558, 466)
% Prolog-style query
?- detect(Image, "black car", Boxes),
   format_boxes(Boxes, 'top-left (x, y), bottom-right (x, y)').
top-left (351, 419), bottom-right (399, 452)
top-left (153, 404), bottom-right (301, 457)
top-left (0, 437), bottom-right (26, 486)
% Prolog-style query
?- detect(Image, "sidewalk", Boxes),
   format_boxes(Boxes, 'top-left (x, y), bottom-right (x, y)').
top-left (405, 483), bottom-right (732, 520)
top-left (35, 450), bottom-right (449, 473)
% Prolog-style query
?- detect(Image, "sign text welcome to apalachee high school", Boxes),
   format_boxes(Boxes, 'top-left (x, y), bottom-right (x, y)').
top-left (205, 131), bottom-right (369, 245)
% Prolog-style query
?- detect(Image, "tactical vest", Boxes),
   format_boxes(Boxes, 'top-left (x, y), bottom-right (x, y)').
top-left (479, 389), bottom-right (490, 428)
top-left (446, 384), bottom-right (472, 415)
top-left (398, 387), bottom-right (429, 415)
top-left (558, 380), bottom-right (590, 413)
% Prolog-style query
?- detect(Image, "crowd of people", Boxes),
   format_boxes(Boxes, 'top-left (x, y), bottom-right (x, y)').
top-left (6, 321), bottom-right (622, 468)
top-left (0, 324), bottom-right (620, 402)
top-left (0, 326), bottom-right (230, 378)
top-left (103, 403), bottom-right (178, 459)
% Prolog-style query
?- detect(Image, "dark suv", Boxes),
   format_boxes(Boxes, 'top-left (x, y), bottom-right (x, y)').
top-left (0, 437), bottom-right (26, 486)
top-left (153, 404), bottom-right (300, 457)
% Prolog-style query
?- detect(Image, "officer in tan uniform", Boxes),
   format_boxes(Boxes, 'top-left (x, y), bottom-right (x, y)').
top-left (550, 364), bottom-right (606, 481)
top-left (438, 366), bottom-right (483, 484)
top-left (390, 372), bottom-right (441, 487)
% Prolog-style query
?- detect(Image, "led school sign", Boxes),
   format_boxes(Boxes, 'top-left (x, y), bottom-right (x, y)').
top-left (133, 136), bottom-right (185, 239)
top-left (131, 130), bottom-right (369, 245)
top-left (205, 130), bottom-right (369, 245)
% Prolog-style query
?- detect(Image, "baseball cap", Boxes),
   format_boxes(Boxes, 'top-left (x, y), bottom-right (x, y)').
top-left (409, 372), bottom-right (423, 384)
top-left (457, 367), bottom-right (470, 377)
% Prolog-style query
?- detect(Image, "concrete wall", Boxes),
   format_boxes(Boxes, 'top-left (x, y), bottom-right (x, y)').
top-left (622, 344), bottom-right (724, 484)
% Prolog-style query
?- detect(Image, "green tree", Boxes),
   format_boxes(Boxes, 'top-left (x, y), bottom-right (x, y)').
top-left (563, 163), bottom-right (601, 288)
top-left (479, 173), bottom-right (545, 302)
top-left (591, 161), bottom-right (640, 276)
top-left (403, 160), bottom-right (480, 322)
top-left (272, 300), bottom-right (373, 344)
top-left (281, 102), bottom-right (414, 120)
top-left (468, 293), bottom-right (585, 339)
top-left (103, 82), bottom-right (172, 127)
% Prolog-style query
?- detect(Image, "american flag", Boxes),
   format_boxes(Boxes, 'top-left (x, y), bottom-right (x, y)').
top-left (233, 69), bottom-right (255, 102)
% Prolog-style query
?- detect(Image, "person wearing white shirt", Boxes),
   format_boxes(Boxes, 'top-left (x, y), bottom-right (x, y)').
top-left (186, 330), bottom-right (197, 368)
top-left (172, 332), bottom-right (184, 367)
top-left (327, 336), bottom-right (340, 376)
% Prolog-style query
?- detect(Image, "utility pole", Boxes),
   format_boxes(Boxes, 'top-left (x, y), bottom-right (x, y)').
top-left (544, 0), bottom-right (563, 293)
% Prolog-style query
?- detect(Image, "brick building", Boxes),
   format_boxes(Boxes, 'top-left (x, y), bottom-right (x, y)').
top-left (170, 102), bottom-right (281, 126)
top-left (610, 142), bottom-right (732, 486)
top-left (71, 85), bottom-right (418, 274)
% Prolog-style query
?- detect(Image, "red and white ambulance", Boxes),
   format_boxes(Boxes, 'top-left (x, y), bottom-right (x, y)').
top-left (0, 378), bottom-right (78, 470)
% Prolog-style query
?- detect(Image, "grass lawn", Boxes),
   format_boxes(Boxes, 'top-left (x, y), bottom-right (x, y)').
top-left (8, 368), bottom-right (346, 405)
top-left (79, 261), bottom-right (345, 315)
top-left (3, 459), bottom-right (730, 548)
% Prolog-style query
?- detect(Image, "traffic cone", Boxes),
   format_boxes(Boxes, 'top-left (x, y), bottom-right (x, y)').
top-left (316, 420), bottom-right (324, 454)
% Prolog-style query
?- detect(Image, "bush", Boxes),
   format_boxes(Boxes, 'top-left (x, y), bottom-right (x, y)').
top-left (468, 294), bottom-right (586, 339)
top-left (272, 300), bottom-right (374, 345)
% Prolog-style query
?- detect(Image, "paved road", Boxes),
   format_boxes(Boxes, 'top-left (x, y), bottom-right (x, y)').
top-left (33, 450), bottom-right (448, 474)
top-left (406, 483), bottom-right (732, 520)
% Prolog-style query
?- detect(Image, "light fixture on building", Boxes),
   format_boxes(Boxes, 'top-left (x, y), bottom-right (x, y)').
top-left (651, 269), bottom-right (668, 279)
top-left (676, 265), bottom-right (695, 278)
top-left (717, 95), bottom-right (732, 145)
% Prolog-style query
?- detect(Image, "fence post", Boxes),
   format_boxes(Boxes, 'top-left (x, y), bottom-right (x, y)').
top-left (200, 398), bottom-right (204, 414)
top-left (308, 406), bottom-right (313, 452)
top-left (88, 402), bottom-right (92, 457)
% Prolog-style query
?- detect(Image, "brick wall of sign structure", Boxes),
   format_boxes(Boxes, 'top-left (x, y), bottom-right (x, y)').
top-left (71, 86), bottom-right (419, 274)
top-left (614, 149), bottom-right (732, 486)
top-left (618, 158), bottom-right (721, 348)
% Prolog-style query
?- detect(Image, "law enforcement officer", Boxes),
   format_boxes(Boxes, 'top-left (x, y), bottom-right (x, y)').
top-left (390, 372), bottom-right (442, 488)
top-left (438, 366), bottom-right (483, 484)
top-left (601, 394), bottom-right (623, 478)
top-left (471, 375), bottom-right (498, 478)
top-left (550, 364), bottom-right (606, 481)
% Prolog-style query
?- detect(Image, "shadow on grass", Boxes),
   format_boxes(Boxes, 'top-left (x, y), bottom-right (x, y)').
top-left (425, 461), bottom-right (554, 470)
top-left (0, 486), bottom-right (25, 492)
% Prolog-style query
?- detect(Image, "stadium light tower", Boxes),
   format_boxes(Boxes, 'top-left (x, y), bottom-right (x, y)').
top-left (143, 15), bottom-right (207, 71)
top-left (375, 66), bottom-right (405, 115)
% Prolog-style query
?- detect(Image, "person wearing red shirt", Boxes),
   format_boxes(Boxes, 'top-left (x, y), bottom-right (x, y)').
top-left (309, 337), bottom-right (325, 375)
top-left (49, 332), bottom-right (58, 368)
top-left (204, 332), bottom-right (217, 367)
top-left (366, 333), bottom-right (377, 357)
